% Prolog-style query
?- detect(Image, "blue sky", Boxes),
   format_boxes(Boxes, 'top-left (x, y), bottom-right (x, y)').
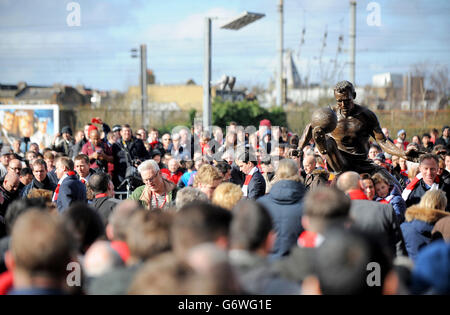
top-left (0, 0), bottom-right (449, 92)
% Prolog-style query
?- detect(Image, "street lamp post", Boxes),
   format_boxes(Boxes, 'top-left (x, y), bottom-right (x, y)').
top-left (203, 11), bottom-right (265, 132)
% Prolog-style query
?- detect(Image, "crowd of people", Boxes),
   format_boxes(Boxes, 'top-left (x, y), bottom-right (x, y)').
top-left (0, 81), bottom-right (449, 295)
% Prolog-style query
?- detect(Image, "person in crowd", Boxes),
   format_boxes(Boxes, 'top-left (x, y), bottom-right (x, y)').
top-left (89, 172), bottom-right (121, 226)
top-left (7, 159), bottom-right (22, 177)
top-left (336, 171), bottom-right (407, 257)
top-left (160, 158), bottom-right (183, 185)
top-left (88, 210), bottom-right (172, 294)
top-left (394, 129), bottom-right (409, 151)
top-left (0, 147), bottom-right (13, 179)
top-left (82, 240), bottom-right (124, 281)
top-left (129, 159), bottom-right (177, 210)
top-left (51, 126), bottom-right (74, 157)
top-left (18, 168), bottom-right (33, 195)
top-left (53, 156), bottom-right (87, 213)
top-left (257, 159), bottom-right (306, 259)
top-left (410, 240), bottom-right (450, 295)
top-left (113, 124), bottom-right (150, 189)
top-left (435, 125), bottom-right (450, 151)
top-left (81, 127), bottom-right (113, 175)
top-left (0, 172), bottom-right (20, 218)
top-left (382, 128), bottom-right (394, 143)
top-left (63, 203), bottom-right (104, 256)
top-left (215, 161), bottom-right (232, 182)
top-left (212, 182), bottom-right (243, 211)
top-left (177, 160), bottom-right (195, 189)
top-left (301, 228), bottom-right (396, 295)
top-left (105, 200), bottom-right (142, 263)
top-left (193, 164), bottom-right (222, 200)
top-left (421, 133), bottom-right (434, 153)
top-left (6, 210), bottom-right (76, 295)
top-left (402, 153), bottom-right (450, 211)
top-left (430, 128), bottom-right (439, 145)
top-left (74, 154), bottom-right (96, 185)
top-left (128, 252), bottom-right (208, 294)
top-left (360, 173), bottom-right (376, 200)
top-left (21, 159), bottom-right (57, 198)
top-left (432, 216), bottom-right (450, 242)
top-left (72, 124), bottom-right (91, 158)
top-left (400, 190), bottom-right (449, 261)
top-left (160, 133), bottom-right (172, 153)
top-left (171, 203), bottom-right (232, 259)
top-left (228, 200), bottom-right (301, 294)
top-left (175, 187), bottom-right (209, 210)
top-left (300, 153), bottom-right (329, 191)
top-left (269, 186), bottom-right (350, 285)
top-left (43, 151), bottom-right (56, 173)
top-left (368, 144), bottom-right (382, 161)
top-left (260, 156), bottom-right (275, 193)
top-left (235, 151), bottom-right (265, 200)
top-left (372, 172), bottom-right (407, 224)
top-left (148, 128), bottom-right (165, 156)
top-left (169, 133), bottom-right (189, 161)
top-left (11, 139), bottom-right (24, 160)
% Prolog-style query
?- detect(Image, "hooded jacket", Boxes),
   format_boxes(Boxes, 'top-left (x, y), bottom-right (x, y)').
top-left (257, 180), bottom-right (306, 260)
top-left (400, 205), bottom-right (450, 261)
top-left (376, 184), bottom-right (407, 224)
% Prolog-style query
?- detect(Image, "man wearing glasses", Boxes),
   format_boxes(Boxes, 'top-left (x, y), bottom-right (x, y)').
top-left (128, 159), bottom-right (177, 210)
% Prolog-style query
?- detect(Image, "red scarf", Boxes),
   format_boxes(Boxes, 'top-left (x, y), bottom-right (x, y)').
top-left (53, 171), bottom-right (76, 201)
top-left (348, 189), bottom-right (369, 200)
top-left (149, 140), bottom-right (159, 149)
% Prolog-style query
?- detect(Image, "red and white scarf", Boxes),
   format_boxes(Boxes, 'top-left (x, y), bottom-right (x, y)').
top-left (402, 173), bottom-right (440, 201)
top-left (242, 167), bottom-right (258, 197)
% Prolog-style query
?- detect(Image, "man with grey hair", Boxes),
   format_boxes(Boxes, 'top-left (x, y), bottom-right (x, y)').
top-left (175, 187), bottom-right (209, 210)
top-left (128, 159), bottom-right (177, 210)
top-left (336, 171), bottom-right (407, 257)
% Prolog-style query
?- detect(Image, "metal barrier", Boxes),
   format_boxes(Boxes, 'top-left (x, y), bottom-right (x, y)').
top-left (114, 191), bottom-right (129, 200)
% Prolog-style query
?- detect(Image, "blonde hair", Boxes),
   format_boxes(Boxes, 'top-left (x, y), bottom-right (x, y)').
top-left (273, 159), bottom-right (300, 182)
top-left (212, 183), bottom-right (243, 210)
top-left (419, 190), bottom-right (447, 211)
top-left (194, 164), bottom-right (222, 187)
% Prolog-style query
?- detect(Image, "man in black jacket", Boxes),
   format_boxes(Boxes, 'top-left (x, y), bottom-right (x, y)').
top-left (235, 151), bottom-right (265, 200)
top-left (112, 124), bottom-right (150, 190)
top-left (89, 172), bottom-right (120, 227)
top-left (21, 159), bottom-right (57, 198)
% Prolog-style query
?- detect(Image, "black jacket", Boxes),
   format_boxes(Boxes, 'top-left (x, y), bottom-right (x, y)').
top-left (246, 170), bottom-right (266, 200)
top-left (113, 137), bottom-right (150, 185)
top-left (21, 176), bottom-right (57, 198)
top-left (90, 196), bottom-right (121, 226)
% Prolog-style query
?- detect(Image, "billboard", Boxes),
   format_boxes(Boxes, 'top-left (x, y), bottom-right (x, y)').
top-left (0, 104), bottom-right (60, 150)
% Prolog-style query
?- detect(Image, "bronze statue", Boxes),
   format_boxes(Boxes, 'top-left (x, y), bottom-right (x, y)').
top-left (299, 81), bottom-right (419, 182)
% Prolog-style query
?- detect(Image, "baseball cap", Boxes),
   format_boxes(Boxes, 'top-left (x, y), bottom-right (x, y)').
top-left (397, 129), bottom-right (406, 137)
top-left (259, 119), bottom-right (271, 127)
top-left (1, 146), bottom-right (12, 156)
top-left (112, 125), bottom-right (122, 132)
top-left (61, 126), bottom-right (72, 136)
top-left (374, 153), bottom-right (385, 163)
